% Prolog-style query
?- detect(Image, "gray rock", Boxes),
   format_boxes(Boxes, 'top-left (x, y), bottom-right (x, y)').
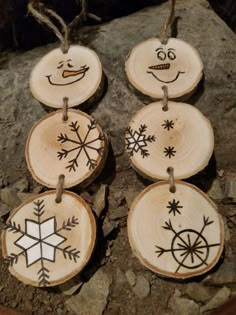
top-left (224, 174), bottom-right (236, 202)
top-left (204, 261), bottom-right (236, 286)
top-left (102, 217), bottom-right (118, 237)
top-left (125, 269), bottom-right (136, 287)
top-left (169, 296), bottom-right (200, 315)
top-left (132, 274), bottom-right (150, 298)
top-left (207, 179), bottom-right (224, 202)
top-left (0, 201), bottom-right (11, 217)
top-left (0, 187), bottom-right (21, 209)
top-left (66, 269), bottom-right (112, 315)
top-left (185, 283), bottom-right (212, 303)
top-left (109, 206), bottom-right (127, 220)
top-left (200, 286), bottom-right (231, 313)
top-left (17, 192), bottom-right (39, 202)
top-left (124, 190), bottom-right (140, 209)
top-left (93, 184), bottom-right (108, 217)
top-left (12, 177), bottom-right (29, 192)
top-left (58, 275), bottom-right (83, 296)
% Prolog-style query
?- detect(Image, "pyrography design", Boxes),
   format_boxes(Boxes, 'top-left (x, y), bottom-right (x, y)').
top-left (162, 120), bottom-right (174, 131)
top-left (155, 216), bottom-right (220, 273)
top-left (146, 47), bottom-right (185, 84)
top-left (167, 199), bottom-right (183, 216)
top-left (57, 120), bottom-right (104, 172)
top-left (126, 124), bottom-right (156, 158)
top-left (164, 146), bottom-right (176, 158)
top-left (4, 200), bottom-right (80, 286)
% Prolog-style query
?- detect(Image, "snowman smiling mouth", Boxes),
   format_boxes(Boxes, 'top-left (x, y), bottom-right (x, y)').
top-left (147, 63), bottom-right (185, 83)
top-left (46, 63), bottom-right (90, 86)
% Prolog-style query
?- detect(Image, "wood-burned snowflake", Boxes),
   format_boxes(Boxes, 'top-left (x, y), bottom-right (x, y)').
top-left (57, 120), bottom-right (104, 172)
top-left (125, 124), bottom-right (156, 158)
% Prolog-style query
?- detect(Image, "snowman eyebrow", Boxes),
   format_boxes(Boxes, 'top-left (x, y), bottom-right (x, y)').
top-left (168, 48), bottom-right (175, 51)
top-left (67, 59), bottom-right (72, 62)
top-left (155, 48), bottom-right (164, 52)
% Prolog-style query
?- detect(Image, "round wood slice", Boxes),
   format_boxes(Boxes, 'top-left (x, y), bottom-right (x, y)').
top-left (128, 181), bottom-right (224, 279)
top-left (125, 38), bottom-right (203, 99)
top-left (26, 109), bottom-right (108, 188)
top-left (1, 191), bottom-right (96, 287)
top-left (125, 101), bottom-right (214, 180)
top-left (30, 45), bottom-right (103, 108)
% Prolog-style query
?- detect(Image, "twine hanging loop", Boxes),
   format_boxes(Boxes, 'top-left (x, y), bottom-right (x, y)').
top-left (167, 167), bottom-right (176, 193)
top-left (162, 85), bottom-right (169, 111)
top-left (159, 0), bottom-right (176, 45)
top-left (55, 174), bottom-right (65, 203)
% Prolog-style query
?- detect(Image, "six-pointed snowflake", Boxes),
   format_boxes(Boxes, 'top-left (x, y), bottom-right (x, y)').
top-left (155, 216), bottom-right (220, 273)
top-left (4, 199), bottom-right (80, 287)
top-left (162, 120), bottom-right (174, 131)
top-left (126, 124), bottom-right (156, 158)
top-left (166, 199), bottom-right (183, 216)
top-left (164, 146), bottom-right (176, 158)
top-left (15, 217), bottom-right (66, 267)
top-left (57, 120), bottom-right (104, 172)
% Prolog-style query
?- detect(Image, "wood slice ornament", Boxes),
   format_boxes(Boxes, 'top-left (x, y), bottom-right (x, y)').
top-left (30, 45), bottom-right (103, 108)
top-left (2, 191), bottom-right (96, 287)
top-left (125, 38), bottom-right (203, 99)
top-left (125, 101), bottom-right (214, 180)
top-left (26, 109), bottom-right (108, 188)
top-left (128, 181), bottom-right (224, 279)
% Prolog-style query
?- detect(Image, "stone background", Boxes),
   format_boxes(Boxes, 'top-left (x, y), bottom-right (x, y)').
top-left (0, 0), bottom-right (236, 314)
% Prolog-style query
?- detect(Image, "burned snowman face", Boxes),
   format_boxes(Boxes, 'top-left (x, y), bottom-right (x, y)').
top-left (30, 46), bottom-right (102, 108)
top-left (46, 59), bottom-right (89, 86)
top-left (125, 38), bottom-right (203, 99)
top-left (147, 47), bottom-right (185, 83)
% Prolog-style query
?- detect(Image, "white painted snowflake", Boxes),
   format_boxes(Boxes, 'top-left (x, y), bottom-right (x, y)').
top-left (126, 124), bottom-right (155, 158)
top-left (5, 199), bottom-right (80, 286)
top-left (15, 217), bottom-right (66, 267)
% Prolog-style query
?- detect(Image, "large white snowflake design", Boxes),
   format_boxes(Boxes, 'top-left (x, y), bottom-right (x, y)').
top-left (15, 217), bottom-right (66, 267)
top-left (57, 120), bottom-right (104, 172)
top-left (125, 124), bottom-right (156, 158)
top-left (4, 199), bottom-right (80, 286)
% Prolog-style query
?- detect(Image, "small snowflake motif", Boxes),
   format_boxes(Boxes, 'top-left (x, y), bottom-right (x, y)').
top-left (4, 200), bottom-right (80, 287)
top-left (166, 199), bottom-right (183, 216)
top-left (164, 146), bottom-right (176, 158)
top-left (126, 124), bottom-right (156, 158)
top-left (57, 120), bottom-right (104, 172)
top-left (162, 120), bottom-right (174, 131)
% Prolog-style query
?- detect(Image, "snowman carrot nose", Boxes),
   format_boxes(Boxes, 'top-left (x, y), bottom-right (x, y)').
top-left (62, 67), bottom-right (89, 78)
top-left (148, 63), bottom-right (170, 70)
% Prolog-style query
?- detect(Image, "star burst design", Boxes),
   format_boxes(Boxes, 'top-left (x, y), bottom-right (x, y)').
top-left (162, 120), bottom-right (174, 131)
top-left (155, 216), bottom-right (220, 273)
top-left (125, 124), bottom-right (156, 158)
top-left (57, 120), bottom-right (104, 172)
top-left (166, 199), bottom-right (183, 216)
top-left (164, 146), bottom-right (176, 158)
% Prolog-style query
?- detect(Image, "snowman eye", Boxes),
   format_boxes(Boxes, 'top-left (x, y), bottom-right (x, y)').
top-left (57, 63), bottom-right (63, 69)
top-left (168, 51), bottom-right (176, 60)
top-left (67, 63), bottom-right (74, 68)
top-left (157, 50), bottom-right (166, 61)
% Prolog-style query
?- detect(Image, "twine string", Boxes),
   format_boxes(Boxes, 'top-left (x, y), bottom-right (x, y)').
top-left (162, 85), bottom-right (168, 111)
top-left (55, 174), bottom-right (65, 203)
top-left (28, 1), bottom-right (101, 54)
top-left (167, 167), bottom-right (176, 193)
top-left (62, 97), bottom-right (69, 121)
top-left (160, 0), bottom-right (176, 44)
